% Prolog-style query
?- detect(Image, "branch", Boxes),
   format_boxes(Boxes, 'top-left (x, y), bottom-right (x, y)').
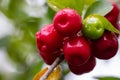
top-left (40, 54), bottom-right (64, 80)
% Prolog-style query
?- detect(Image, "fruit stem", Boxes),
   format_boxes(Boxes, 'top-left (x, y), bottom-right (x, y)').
top-left (40, 54), bottom-right (64, 80)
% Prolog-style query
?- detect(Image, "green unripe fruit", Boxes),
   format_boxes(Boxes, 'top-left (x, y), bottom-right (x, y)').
top-left (82, 15), bottom-right (104, 39)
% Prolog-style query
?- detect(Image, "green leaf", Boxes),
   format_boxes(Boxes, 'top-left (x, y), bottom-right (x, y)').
top-left (89, 14), bottom-right (120, 34)
top-left (95, 76), bottom-right (120, 80)
top-left (47, 0), bottom-right (85, 15)
top-left (85, 0), bottom-right (95, 5)
top-left (84, 0), bottom-right (113, 18)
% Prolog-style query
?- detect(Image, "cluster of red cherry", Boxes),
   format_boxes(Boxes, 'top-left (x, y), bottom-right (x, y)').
top-left (36, 2), bottom-right (119, 75)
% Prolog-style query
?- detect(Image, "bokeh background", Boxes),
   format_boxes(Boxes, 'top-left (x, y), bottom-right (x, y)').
top-left (0, 0), bottom-right (120, 80)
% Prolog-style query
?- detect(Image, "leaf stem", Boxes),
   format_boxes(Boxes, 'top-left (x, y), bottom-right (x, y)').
top-left (40, 54), bottom-right (64, 80)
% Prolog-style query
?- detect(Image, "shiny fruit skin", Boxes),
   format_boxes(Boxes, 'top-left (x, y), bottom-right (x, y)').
top-left (82, 15), bottom-right (104, 39)
top-left (36, 24), bottom-right (63, 52)
top-left (68, 56), bottom-right (96, 75)
top-left (63, 36), bottom-right (91, 66)
top-left (53, 8), bottom-right (82, 36)
top-left (92, 31), bottom-right (118, 59)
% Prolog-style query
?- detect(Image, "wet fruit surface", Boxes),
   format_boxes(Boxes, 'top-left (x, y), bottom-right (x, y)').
top-left (63, 36), bottom-right (91, 66)
top-left (92, 31), bottom-right (118, 59)
top-left (53, 8), bottom-right (82, 36)
top-left (36, 24), bottom-right (63, 52)
top-left (68, 56), bottom-right (96, 75)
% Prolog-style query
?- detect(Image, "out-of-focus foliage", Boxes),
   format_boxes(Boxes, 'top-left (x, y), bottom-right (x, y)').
top-left (95, 76), bottom-right (120, 80)
top-left (0, 0), bottom-right (54, 80)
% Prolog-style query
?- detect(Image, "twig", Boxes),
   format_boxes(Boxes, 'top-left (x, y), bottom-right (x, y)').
top-left (40, 54), bottom-right (64, 80)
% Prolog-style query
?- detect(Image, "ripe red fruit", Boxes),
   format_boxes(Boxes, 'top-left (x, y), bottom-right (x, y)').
top-left (63, 36), bottom-right (91, 66)
top-left (105, 2), bottom-right (119, 24)
top-left (113, 23), bottom-right (120, 30)
top-left (92, 31), bottom-right (118, 59)
top-left (39, 51), bottom-right (61, 65)
top-left (113, 23), bottom-right (120, 37)
top-left (68, 56), bottom-right (96, 75)
top-left (36, 24), bottom-right (63, 52)
top-left (53, 8), bottom-right (82, 36)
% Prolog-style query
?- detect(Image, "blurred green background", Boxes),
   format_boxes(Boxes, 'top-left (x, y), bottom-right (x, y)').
top-left (0, 0), bottom-right (56, 80)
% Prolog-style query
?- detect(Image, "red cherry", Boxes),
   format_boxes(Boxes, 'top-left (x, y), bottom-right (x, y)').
top-left (63, 36), bottom-right (91, 66)
top-left (105, 2), bottom-right (119, 24)
top-left (68, 56), bottom-right (96, 75)
top-left (113, 23), bottom-right (120, 37)
top-left (36, 24), bottom-right (63, 52)
top-left (92, 31), bottom-right (118, 59)
top-left (113, 23), bottom-right (120, 30)
top-left (53, 8), bottom-right (82, 36)
top-left (39, 50), bottom-right (61, 65)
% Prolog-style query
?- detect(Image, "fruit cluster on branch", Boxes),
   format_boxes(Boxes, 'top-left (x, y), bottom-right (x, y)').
top-left (36, 2), bottom-right (120, 75)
